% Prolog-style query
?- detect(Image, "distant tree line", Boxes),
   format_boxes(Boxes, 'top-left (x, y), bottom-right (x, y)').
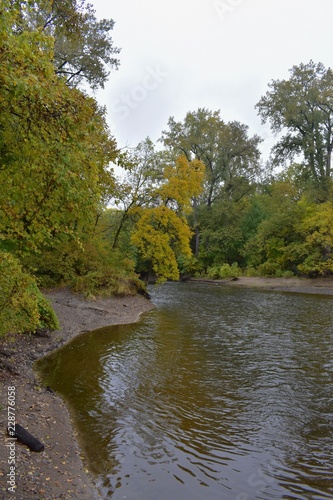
top-left (112, 61), bottom-right (333, 281)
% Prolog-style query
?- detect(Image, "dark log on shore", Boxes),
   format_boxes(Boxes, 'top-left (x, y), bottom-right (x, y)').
top-left (9, 424), bottom-right (45, 452)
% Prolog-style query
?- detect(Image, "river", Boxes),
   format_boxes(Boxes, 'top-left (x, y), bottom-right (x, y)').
top-left (37, 282), bottom-right (333, 499)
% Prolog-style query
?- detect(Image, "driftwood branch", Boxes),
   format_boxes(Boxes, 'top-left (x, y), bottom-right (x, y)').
top-left (9, 424), bottom-right (45, 452)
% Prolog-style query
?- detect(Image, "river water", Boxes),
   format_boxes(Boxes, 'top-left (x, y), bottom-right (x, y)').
top-left (37, 282), bottom-right (333, 499)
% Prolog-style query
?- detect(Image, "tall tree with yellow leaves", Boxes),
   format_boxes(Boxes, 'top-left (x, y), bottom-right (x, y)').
top-left (131, 155), bottom-right (205, 283)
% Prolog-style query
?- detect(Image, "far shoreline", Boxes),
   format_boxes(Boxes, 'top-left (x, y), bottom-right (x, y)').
top-left (188, 275), bottom-right (333, 295)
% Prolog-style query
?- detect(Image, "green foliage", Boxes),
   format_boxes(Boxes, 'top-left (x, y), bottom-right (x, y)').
top-left (69, 243), bottom-right (146, 298)
top-left (241, 190), bottom-right (333, 277)
top-left (199, 198), bottom-right (251, 268)
top-left (130, 155), bottom-right (205, 283)
top-left (0, 251), bottom-right (59, 337)
top-left (160, 108), bottom-right (263, 263)
top-left (161, 108), bottom-right (262, 207)
top-left (207, 262), bottom-right (241, 279)
top-left (177, 256), bottom-right (203, 278)
top-left (15, 0), bottom-right (121, 90)
top-left (22, 232), bottom-right (144, 297)
top-left (36, 289), bottom-right (60, 329)
top-left (256, 60), bottom-right (333, 200)
top-left (244, 266), bottom-right (261, 277)
top-left (296, 201), bottom-right (333, 276)
top-left (0, 1), bottom-right (150, 320)
top-left (0, 3), bottom-right (117, 253)
top-left (255, 261), bottom-right (283, 277)
top-left (72, 270), bottom-right (145, 298)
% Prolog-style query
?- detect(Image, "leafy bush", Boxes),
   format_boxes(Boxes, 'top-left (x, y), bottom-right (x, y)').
top-left (0, 252), bottom-right (59, 336)
top-left (254, 261), bottom-right (295, 277)
top-left (220, 262), bottom-right (241, 278)
top-left (35, 285), bottom-right (60, 329)
top-left (177, 256), bottom-right (203, 278)
top-left (245, 266), bottom-right (261, 277)
top-left (274, 269), bottom-right (295, 278)
top-left (256, 261), bottom-right (280, 277)
top-left (207, 262), bottom-right (241, 279)
top-left (23, 236), bottom-right (146, 297)
top-left (71, 268), bottom-right (146, 298)
top-left (207, 266), bottom-right (220, 279)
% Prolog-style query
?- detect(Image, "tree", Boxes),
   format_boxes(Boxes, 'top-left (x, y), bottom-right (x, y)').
top-left (160, 108), bottom-right (263, 260)
top-left (242, 178), bottom-right (303, 274)
top-left (296, 201), bottom-right (333, 275)
top-left (0, 1), bottom-right (145, 325)
top-left (130, 155), bottom-right (205, 283)
top-left (14, 0), bottom-right (120, 90)
top-left (256, 61), bottom-right (333, 200)
top-left (160, 108), bottom-right (262, 207)
top-left (199, 197), bottom-right (253, 268)
top-left (0, 3), bottom-right (117, 254)
top-left (110, 138), bottom-right (163, 250)
top-left (131, 206), bottom-right (193, 283)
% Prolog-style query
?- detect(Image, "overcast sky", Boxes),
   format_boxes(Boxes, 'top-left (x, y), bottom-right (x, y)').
top-left (92, 0), bottom-right (333, 160)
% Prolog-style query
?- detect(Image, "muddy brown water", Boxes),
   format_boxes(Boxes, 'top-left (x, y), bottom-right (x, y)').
top-left (37, 282), bottom-right (333, 499)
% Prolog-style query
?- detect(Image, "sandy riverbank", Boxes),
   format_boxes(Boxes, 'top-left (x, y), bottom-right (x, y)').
top-left (1, 277), bottom-right (333, 499)
top-left (190, 275), bottom-right (333, 295)
top-left (0, 289), bottom-right (154, 499)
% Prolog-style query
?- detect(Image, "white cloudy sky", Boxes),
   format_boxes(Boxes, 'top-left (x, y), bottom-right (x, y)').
top-left (92, 0), bottom-right (333, 160)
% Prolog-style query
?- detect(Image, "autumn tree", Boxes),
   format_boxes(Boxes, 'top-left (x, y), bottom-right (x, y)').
top-left (130, 155), bottom-right (205, 283)
top-left (296, 201), bottom-right (333, 275)
top-left (160, 108), bottom-right (263, 263)
top-left (14, 0), bottom-right (120, 90)
top-left (109, 138), bottom-right (163, 250)
top-left (256, 61), bottom-right (333, 201)
top-left (0, 1), bottom-right (117, 260)
top-left (160, 108), bottom-right (262, 207)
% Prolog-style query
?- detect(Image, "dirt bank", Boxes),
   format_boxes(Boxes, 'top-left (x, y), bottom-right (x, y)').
top-left (0, 289), bottom-right (154, 499)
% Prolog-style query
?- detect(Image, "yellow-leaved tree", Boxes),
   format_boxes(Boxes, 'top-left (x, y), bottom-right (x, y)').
top-left (131, 155), bottom-right (205, 283)
top-left (296, 201), bottom-right (333, 276)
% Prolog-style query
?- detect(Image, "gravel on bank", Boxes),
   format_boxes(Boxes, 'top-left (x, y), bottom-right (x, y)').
top-left (0, 289), bottom-right (155, 500)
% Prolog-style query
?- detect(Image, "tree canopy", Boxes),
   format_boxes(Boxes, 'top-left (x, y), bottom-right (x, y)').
top-left (13, 0), bottom-right (120, 90)
top-left (130, 154), bottom-right (205, 282)
top-left (0, 3), bottom-right (117, 253)
top-left (161, 108), bottom-right (263, 207)
top-left (256, 60), bottom-right (333, 200)
top-left (0, 0), bottom-right (123, 335)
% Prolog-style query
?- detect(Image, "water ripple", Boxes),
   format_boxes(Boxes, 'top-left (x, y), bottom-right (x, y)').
top-left (37, 282), bottom-right (333, 499)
